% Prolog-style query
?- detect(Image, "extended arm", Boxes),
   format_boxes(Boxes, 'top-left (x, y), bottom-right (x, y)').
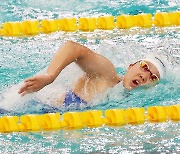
top-left (18, 41), bottom-right (118, 96)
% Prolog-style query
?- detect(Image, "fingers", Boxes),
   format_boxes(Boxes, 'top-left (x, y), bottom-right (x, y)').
top-left (18, 84), bottom-right (27, 94)
top-left (18, 75), bottom-right (43, 96)
top-left (18, 81), bottom-right (35, 95)
top-left (20, 85), bottom-right (34, 96)
top-left (18, 82), bottom-right (32, 93)
top-left (21, 91), bottom-right (28, 96)
top-left (18, 77), bottom-right (36, 94)
top-left (24, 77), bottom-right (36, 83)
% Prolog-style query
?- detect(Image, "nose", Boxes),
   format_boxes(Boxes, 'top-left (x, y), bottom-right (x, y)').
top-left (139, 73), bottom-right (149, 83)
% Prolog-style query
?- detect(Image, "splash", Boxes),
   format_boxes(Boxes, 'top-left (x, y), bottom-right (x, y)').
top-left (0, 29), bottom-right (179, 114)
top-left (0, 63), bottom-right (84, 114)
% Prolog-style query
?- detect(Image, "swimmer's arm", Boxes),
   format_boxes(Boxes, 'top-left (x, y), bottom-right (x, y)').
top-left (47, 41), bottom-right (118, 83)
top-left (47, 40), bottom-right (89, 80)
top-left (19, 41), bottom-right (118, 95)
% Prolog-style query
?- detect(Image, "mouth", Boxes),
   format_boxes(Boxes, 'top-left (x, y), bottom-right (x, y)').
top-left (131, 79), bottom-right (140, 88)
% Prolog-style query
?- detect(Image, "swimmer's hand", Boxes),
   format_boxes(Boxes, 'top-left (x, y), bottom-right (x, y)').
top-left (18, 74), bottom-right (54, 96)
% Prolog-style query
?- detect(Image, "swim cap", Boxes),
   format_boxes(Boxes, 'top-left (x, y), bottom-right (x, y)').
top-left (141, 54), bottom-right (166, 79)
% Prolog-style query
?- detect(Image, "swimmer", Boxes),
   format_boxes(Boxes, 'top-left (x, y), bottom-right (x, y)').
top-left (18, 41), bottom-right (166, 107)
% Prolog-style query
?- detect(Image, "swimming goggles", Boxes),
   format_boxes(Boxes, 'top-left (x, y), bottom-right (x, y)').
top-left (139, 61), bottom-right (160, 82)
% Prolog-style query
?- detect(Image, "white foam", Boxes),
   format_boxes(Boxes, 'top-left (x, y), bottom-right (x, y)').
top-left (0, 62), bottom-right (84, 111)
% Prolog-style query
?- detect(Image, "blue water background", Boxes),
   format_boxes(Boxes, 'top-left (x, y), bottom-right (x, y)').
top-left (0, 0), bottom-right (180, 153)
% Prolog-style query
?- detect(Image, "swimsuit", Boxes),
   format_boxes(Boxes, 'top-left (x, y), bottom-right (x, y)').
top-left (63, 91), bottom-right (88, 107)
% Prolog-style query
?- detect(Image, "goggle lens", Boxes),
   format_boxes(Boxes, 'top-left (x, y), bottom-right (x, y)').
top-left (150, 74), bottom-right (159, 82)
top-left (139, 61), bottom-right (159, 82)
top-left (140, 61), bottom-right (149, 71)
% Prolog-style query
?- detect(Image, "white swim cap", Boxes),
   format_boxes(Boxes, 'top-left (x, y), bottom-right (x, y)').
top-left (141, 54), bottom-right (166, 79)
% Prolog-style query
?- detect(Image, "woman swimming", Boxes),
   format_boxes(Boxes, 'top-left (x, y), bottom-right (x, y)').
top-left (18, 41), bottom-right (166, 107)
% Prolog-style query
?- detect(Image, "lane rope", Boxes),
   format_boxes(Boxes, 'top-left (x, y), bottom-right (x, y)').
top-left (0, 12), bottom-right (179, 37)
top-left (0, 105), bottom-right (179, 133)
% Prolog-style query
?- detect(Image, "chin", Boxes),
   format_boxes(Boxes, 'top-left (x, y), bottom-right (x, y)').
top-left (124, 80), bottom-right (141, 90)
top-left (127, 86), bottom-right (135, 90)
top-left (122, 82), bottom-right (134, 90)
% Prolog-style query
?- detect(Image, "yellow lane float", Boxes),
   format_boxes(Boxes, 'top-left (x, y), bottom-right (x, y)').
top-left (2, 22), bottom-right (22, 36)
top-left (78, 17), bottom-right (97, 31)
top-left (0, 104), bottom-right (179, 133)
top-left (0, 11), bottom-right (179, 37)
top-left (22, 20), bottom-right (40, 35)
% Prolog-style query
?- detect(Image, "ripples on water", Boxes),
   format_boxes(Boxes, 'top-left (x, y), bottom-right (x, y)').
top-left (0, 122), bottom-right (179, 153)
top-left (0, 0), bottom-right (180, 153)
top-left (0, 0), bottom-right (179, 22)
top-left (1, 29), bottom-right (179, 113)
top-left (0, 29), bottom-right (179, 153)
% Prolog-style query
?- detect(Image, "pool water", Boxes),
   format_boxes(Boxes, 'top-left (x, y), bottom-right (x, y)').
top-left (0, 0), bottom-right (180, 153)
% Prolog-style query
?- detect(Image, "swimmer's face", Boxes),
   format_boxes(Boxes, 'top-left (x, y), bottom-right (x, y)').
top-left (123, 61), bottom-right (160, 90)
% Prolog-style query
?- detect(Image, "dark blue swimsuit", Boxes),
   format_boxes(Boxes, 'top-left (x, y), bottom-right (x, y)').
top-left (63, 91), bottom-right (88, 107)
